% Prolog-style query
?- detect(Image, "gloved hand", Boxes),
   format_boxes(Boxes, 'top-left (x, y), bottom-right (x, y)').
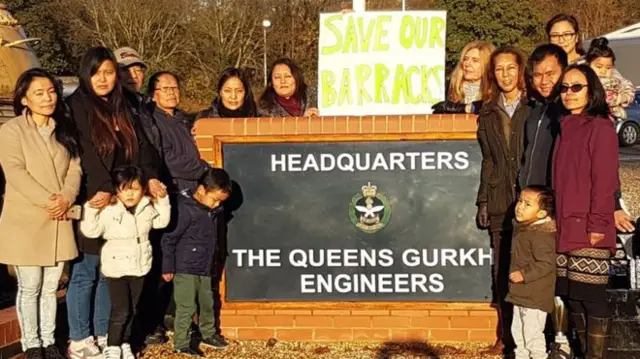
top-left (476, 202), bottom-right (489, 229)
top-left (431, 100), bottom-right (467, 114)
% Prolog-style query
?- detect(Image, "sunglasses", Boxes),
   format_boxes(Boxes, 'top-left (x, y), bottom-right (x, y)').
top-left (560, 84), bottom-right (588, 93)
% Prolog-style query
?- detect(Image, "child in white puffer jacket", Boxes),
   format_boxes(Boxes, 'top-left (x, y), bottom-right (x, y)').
top-left (80, 165), bottom-right (170, 359)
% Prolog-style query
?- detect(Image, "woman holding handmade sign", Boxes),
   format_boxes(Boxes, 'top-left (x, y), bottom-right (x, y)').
top-left (432, 40), bottom-right (495, 114)
top-left (475, 46), bottom-right (529, 357)
top-left (258, 58), bottom-right (320, 117)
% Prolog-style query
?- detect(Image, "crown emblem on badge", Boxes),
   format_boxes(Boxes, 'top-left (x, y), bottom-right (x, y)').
top-left (361, 182), bottom-right (377, 197)
top-left (349, 182), bottom-right (391, 234)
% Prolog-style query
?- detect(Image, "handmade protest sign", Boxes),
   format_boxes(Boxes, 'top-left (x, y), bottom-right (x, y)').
top-left (318, 11), bottom-right (447, 116)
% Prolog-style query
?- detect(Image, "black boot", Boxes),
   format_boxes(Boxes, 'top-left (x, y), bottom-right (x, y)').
top-left (571, 312), bottom-right (587, 357)
top-left (586, 316), bottom-right (610, 359)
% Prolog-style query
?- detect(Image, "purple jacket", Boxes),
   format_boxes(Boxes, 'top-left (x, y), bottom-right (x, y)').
top-left (552, 114), bottom-right (618, 253)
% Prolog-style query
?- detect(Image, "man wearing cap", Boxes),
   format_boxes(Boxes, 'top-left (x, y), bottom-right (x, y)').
top-left (114, 47), bottom-right (169, 348)
top-left (114, 47), bottom-right (146, 94)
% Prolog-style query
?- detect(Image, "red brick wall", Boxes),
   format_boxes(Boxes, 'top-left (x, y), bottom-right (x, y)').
top-left (217, 307), bottom-right (497, 342)
top-left (195, 114), bottom-right (497, 343)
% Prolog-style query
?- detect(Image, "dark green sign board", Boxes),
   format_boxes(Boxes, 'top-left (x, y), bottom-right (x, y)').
top-left (223, 140), bottom-right (492, 302)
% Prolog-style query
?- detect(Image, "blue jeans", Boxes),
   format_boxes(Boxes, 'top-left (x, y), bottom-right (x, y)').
top-left (66, 253), bottom-right (111, 340)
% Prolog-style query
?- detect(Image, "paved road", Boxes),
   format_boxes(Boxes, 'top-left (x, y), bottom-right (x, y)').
top-left (620, 144), bottom-right (640, 162)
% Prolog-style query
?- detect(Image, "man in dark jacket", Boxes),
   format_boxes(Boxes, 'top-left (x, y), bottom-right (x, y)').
top-left (134, 71), bottom-right (209, 346)
top-left (476, 47), bottom-right (530, 357)
top-left (161, 168), bottom-right (232, 354)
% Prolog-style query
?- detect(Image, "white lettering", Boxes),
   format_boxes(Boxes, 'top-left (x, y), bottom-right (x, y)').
top-left (355, 153), bottom-right (370, 171)
top-left (379, 249), bottom-right (394, 267)
top-left (271, 154), bottom-right (286, 172)
top-left (394, 273), bottom-right (410, 293)
top-left (480, 248), bottom-right (493, 266)
top-left (232, 249), bottom-right (248, 267)
top-left (437, 152), bottom-right (454, 169)
top-left (421, 152), bottom-right (436, 170)
top-left (288, 154), bottom-right (302, 172)
top-left (406, 152), bottom-right (420, 170)
top-left (429, 273), bottom-right (445, 293)
top-left (337, 154), bottom-right (355, 172)
top-left (441, 249), bottom-right (459, 266)
top-left (301, 275), bottom-right (315, 293)
top-left (389, 152), bottom-right (406, 170)
top-left (289, 249), bottom-right (308, 268)
top-left (302, 154), bottom-right (320, 171)
top-left (402, 249), bottom-right (420, 267)
top-left (371, 153), bottom-right (390, 171)
top-left (320, 154), bottom-right (336, 171)
top-left (459, 248), bottom-right (478, 266)
top-left (455, 151), bottom-right (470, 170)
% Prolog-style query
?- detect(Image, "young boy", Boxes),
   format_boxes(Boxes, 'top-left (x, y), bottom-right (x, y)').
top-left (506, 185), bottom-right (557, 359)
top-left (161, 168), bottom-right (232, 355)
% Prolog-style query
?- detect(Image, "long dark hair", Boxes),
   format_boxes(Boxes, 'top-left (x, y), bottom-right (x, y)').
top-left (259, 58), bottom-right (307, 109)
top-left (487, 46), bottom-right (527, 101)
top-left (555, 64), bottom-right (609, 117)
top-left (586, 37), bottom-right (616, 64)
top-left (214, 67), bottom-right (257, 116)
top-left (545, 14), bottom-right (585, 56)
top-left (78, 47), bottom-right (137, 161)
top-left (13, 68), bottom-right (80, 158)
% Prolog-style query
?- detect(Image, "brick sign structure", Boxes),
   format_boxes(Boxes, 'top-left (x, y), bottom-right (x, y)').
top-left (193, 114), bottom-right (499, 343)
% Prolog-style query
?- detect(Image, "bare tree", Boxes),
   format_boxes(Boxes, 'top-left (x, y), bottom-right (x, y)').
top-left (61, 0), bottom-right (188, 67)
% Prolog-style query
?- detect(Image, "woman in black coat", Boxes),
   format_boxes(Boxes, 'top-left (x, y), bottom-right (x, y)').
top-left (65, 46), bottom-right (165, 358)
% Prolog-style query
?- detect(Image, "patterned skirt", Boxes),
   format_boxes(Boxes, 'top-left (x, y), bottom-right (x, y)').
top-left (556, 248), bottom-right (611, 303)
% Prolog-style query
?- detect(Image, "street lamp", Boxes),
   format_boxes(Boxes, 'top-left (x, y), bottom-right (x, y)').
top-left (262, 19), bottom-right (272, 87)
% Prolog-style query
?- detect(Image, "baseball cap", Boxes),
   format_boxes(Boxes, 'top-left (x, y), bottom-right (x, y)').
top-left (113, 47), bottom-right (146, 68)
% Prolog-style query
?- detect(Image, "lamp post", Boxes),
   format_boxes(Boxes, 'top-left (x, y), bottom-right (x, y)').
top-left (262, 19), bottom-right (271, 87)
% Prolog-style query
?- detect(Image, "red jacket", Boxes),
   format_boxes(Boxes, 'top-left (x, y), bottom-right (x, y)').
top-left (552, 114), bottom-right (618, 253)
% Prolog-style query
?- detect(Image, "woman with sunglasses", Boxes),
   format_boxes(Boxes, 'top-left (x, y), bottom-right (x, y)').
top-left (552, 64), bottom-right (618, 359)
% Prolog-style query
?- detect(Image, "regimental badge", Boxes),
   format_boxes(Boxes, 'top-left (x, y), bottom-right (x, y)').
top-left (349, 182), bottom-right (391, 234)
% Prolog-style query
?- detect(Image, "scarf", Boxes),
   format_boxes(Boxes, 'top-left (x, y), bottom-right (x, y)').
top-left (463, 82), bottom-right (481, 104)
top-left (275, 95), bottom-right (303, 116)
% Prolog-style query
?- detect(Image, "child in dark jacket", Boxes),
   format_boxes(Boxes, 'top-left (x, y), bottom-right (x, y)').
top-left (161, 168), bottom-right (232, 355)
top-left (506, 186), bottom-right (556, 359)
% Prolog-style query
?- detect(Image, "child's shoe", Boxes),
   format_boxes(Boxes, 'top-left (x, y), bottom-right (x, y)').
top-left (102, 346), bottom-right (121, 359)
top-left (121, 343), bottom-right (136, 359)
top-left (201, 335), bottom-right (229, 350)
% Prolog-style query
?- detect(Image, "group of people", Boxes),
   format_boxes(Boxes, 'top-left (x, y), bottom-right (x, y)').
top-left (0, 43), bottom-right (320, 359)
top-left (0, 9), bottom-right (634, 359)
top-left (447, 14), bottom-right (635, 359)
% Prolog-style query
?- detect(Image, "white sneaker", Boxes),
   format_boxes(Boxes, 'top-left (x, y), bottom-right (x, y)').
top-left (103, 346), bottom-right (121, 359)
top-left (121, 343), bottom-right (136, 359)
top-left (96, 336), bottom-right (107, 351)
top-left (68, 337), bottom-right (103, 359)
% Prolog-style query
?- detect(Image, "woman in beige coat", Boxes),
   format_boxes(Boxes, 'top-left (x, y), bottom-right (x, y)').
top-left (0, 68), bottom-right (82, 359)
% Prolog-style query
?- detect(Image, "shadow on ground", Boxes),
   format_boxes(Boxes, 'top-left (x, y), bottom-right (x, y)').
top-left (374, 341), bottom-right (471, 359)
